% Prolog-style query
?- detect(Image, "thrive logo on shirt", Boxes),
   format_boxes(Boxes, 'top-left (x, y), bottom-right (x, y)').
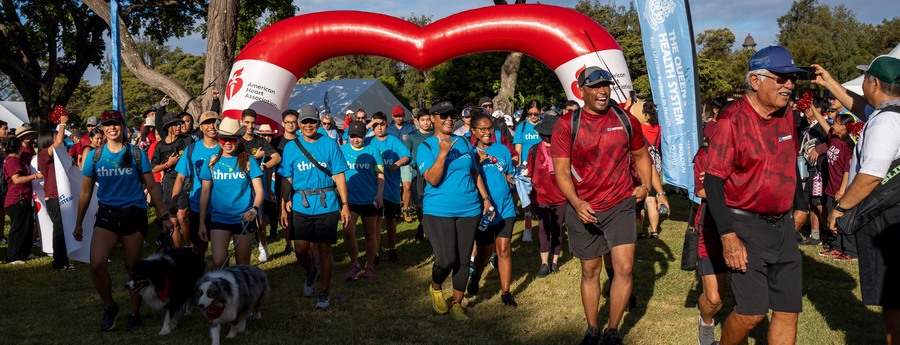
top-left (212, 170), bottom-right (247, 180)
top-left (96, 165), bottom-right (133, 177)
top-left (348, 162), bottom-right (372, 170)
top-left (524, 132), bottom-right (540, 141)
top-left (297, 160), bottom-right (328, 172)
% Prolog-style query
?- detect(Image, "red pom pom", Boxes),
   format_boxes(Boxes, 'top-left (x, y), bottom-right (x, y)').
top-left (795, 91), bottom-right (813, 112)
top-left (48, 105), bottom-right (68, 124)
top-left (845, 121), bottom-right (864, 138)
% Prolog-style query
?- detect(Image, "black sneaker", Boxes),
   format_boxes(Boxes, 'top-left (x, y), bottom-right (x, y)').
top-left (467, 279), bottom-right (480, 296)
top-left (489, 253), bottom-right (498, 269)
top-left (501, 291), bottom-right (518, 307)
top-left (550, 262), bottom-right (559, 274)
top-left (415, 224), bottom-right (426, 242)
top-left (387, 248), bottom-right (398, 263)
top-left (124, 313), bottom-right (141, 331)
top-left (581, 326), bottom-right (602, 345)
top-left (600, 328), bottom-right (623, 345)
top-left (99, 302), bottom-right (120, 332)
top-left (536, 263), bottom-right (551, 278)
top-left (799, 237), bottom-right (821, 246)
top-left (649, 232), bottom-right (659, 239)
top-left (281, 245), bottom-right (293, 256)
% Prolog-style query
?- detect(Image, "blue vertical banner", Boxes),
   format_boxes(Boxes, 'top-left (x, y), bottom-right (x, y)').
top-left (634, 0), bottom-right (702, 202)
top-left (110, 0), bottom-right (126, 119)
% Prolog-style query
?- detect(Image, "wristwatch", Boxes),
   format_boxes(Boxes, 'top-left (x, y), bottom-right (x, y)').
top-left (834, 203), bottom-right (851, 213)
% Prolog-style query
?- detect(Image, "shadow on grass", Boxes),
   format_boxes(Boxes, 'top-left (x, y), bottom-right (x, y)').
top-left (801, 252), bottom-right (883, 345)
top-left (615, 234), bottom-right (675, 337)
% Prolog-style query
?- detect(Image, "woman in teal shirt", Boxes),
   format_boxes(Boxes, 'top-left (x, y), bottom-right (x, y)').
top-left (417, 100), bottom-right (492, 320)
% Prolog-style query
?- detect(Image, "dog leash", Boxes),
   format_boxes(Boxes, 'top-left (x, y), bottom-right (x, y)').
top-left (219, 216), bottom-right (261, 270)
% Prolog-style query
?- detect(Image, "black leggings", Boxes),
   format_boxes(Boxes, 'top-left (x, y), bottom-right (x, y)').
top-left (536, 204), bottom-right (565, 255)
top-left (44, 198), bottom-right (70, 268)
top-left (422, 214), bottom-right (479, 292)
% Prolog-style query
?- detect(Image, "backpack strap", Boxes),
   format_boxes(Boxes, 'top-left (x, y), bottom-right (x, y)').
top-left (185, 142), bottom-right (195, 179)
top-left (292, 137), bottom-right (332, 176)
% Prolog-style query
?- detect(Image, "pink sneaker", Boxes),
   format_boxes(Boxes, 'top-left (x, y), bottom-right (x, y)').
top-left (363, 265), bottom-right (376, 279)
top-left (346, 263), bottom-right (361, 281)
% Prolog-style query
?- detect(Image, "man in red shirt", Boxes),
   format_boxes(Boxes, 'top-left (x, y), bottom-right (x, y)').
top-left (704, 46), bottom-right (804, 345)
top-left (551, 66), bottom-right (653, 344)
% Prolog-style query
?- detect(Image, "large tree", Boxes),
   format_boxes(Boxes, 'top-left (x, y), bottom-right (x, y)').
top-left (0, 0), bottom-right (106, 129)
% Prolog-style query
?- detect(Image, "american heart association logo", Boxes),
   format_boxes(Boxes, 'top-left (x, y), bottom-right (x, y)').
top-left (225, 68), bottom-right (244, 101)
top-left (570, 65), bottom-right (587, 101)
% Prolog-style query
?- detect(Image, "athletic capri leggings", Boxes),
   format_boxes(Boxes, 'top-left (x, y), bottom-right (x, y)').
top-left (537, 203), bottom-right (565, 255)
top-left (422, 214), bottom-right (480, 292)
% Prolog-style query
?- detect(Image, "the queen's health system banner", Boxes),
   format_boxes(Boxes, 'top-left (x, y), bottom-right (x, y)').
top-left (634, 0), bottom-right (702, 202)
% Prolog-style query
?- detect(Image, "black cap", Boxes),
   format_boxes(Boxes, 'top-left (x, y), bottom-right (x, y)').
top-left (161, 112), bottom-right (184, 129)
top-left (534, 116), bottom-right (559, 136)
top-left (428, 100), bottom-right (457, 116)
top-left (347, 121), bottom-right (366, 138)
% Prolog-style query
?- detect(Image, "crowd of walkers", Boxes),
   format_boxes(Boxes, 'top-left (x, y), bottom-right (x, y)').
top-left (1, 45), bottom-right (899, 345)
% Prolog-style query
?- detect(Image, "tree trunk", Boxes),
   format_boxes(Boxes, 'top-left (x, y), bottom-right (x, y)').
top-left (83, 0), bottom-right (202, 116)
top-left (202, 0), bottom-right (240, 113)
top-left (494, 52), bottom-right (522, 117)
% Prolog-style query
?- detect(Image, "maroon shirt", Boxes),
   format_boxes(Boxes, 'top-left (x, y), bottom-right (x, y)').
top-left (550, 107), bottom-right (646, 212)
top-left (3, 156), bottom-right (32, 208)
top-left (693, 147), bottom-right (721, 259)
top-left (37, 149), bottom-right (58, 199)
top-left (825, 136), bottom-right (852, 198)
top-left (526, 143), bottom-right (566, 206)
top-left (706, 96), bottom-right (797, 215)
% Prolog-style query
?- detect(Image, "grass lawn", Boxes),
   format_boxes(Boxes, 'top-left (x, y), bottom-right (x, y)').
top-left (0, 196), bottom-right (886, 344)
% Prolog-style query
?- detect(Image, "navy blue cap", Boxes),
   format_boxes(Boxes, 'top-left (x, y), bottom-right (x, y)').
top-left (748, 46), bottom-right (806, 74)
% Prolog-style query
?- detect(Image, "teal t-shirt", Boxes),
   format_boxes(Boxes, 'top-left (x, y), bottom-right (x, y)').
top-left (199, 155), bottom-right (263, 224)
top-left (81, 145), bottom-right (151, 209)
top-left (514, 121), bottom-right (541, 161)
top-left (476, 143), bottom-right (516, 224)
top-left (278, 135), bottom-right (349, 215)
top-left (366, 135), bottom-right (411, 204)
top-left (341, 144), bottom-right (384, 205)
top-left (416, 136), bottom-right (481, 218)
top-left (173, 141), bottom-right (221, 212)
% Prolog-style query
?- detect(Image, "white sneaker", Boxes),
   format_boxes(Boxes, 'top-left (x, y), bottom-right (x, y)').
top-left (315, 291), bottom-right (330, 310)
top-left (304, 270), bottom-right (317, 297)
top-left (523, 228), bottom-right (532, 242)
top-left (258, 244), bottom-right (269, 263)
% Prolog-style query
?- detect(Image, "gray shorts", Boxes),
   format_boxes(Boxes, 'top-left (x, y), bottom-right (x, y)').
top-left (565, 196), bottom-right (637, 260)
top-left (400, 165), bottom-right (414, 183)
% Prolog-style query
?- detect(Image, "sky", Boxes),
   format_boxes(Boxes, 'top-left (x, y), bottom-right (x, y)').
top-left (83, 0), bottom-right (897, 85)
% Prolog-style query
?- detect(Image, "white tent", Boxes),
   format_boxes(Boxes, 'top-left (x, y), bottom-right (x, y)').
top-left (0, 101), bottom-right (29, 129)
top-left (286, 79), bottom-right (410, 123)
top-left (842, 43), bottom-right (900, 96)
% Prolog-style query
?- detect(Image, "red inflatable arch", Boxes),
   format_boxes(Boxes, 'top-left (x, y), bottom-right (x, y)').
top-left (221, 4), bottom-right (633, 131)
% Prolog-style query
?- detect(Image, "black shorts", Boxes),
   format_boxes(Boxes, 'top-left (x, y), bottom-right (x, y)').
top-left (565, 196), bottom-right (637, 260)
top-left (730, 211), bottom-right (803, 315)
top-left (95, 204), bottom-right (148, 237)
top-left (698, 257), bottom-right (728, 276)
top-left (475, 217), bottom-right (515, 246)
top-left (856, 205), bottom-right (900, 308)
top-left (209, 220), bottom-right (256, 235)
top-left (161, 182), bottom-right (190, 210)
top-left (349, 203), bottom-right (381, 218)
top-left (188, 210), bottom-right (211, 245)
top-left (290, 211), bottom-right (339, 244)
top-left (382, 200), bottom-right (401, 219)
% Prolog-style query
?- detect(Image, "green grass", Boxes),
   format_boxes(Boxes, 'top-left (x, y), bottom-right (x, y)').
top-left (0, 196), bottom-right (886, 344)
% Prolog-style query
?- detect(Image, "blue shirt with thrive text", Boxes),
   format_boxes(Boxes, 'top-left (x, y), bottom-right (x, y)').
top-left (416, 136), bottom-right (481, 218)
top-left (366, 135), bottom-right (411, 204)
top-left (199, 155), bottom-right (263, 224)
top-left (279, 134), bottom-right (349, 215)
top-left (514, 121), bottom-right (541, 161)
top-left (81, 145), bottom-right (152, 209)
top-left (476, 143), bottom-right (516, 224)
top-left (173, 141), bottom-right (220, 212)
top-left (341, 144), bottom-right (384, 205)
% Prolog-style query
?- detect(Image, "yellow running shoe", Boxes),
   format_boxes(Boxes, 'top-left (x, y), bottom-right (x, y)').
top-left (429, 284), bottom-right (448, 314)
top-left (450, 302), bottom-right (468, 320)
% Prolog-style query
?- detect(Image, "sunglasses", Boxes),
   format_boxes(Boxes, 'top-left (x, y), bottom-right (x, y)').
top-left (321, 122), bottom-right (333, 126)
top-left (582, 69), bottom-right (614, 86)
top-left (218, 138), bottom-right (238, 145)
top-left (300, 119), bottom-right (318, 125)
top-left (393, 114), bottom-right (404, 118)
top-left (481, 103), bottom-right (494, 108)
top-left (438, 113), bottom-right (460, 121)
top-left (763, 72), bottom-right (798, 85)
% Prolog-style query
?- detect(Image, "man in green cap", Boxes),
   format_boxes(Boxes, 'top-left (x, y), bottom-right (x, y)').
top-left (819, 54), bottom-right (900, 344)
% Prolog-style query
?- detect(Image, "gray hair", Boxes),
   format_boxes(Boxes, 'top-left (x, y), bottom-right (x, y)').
top-left (746, 69), bottom-right (769, 90)
top-left (867, 73), bottom-right (900, 97)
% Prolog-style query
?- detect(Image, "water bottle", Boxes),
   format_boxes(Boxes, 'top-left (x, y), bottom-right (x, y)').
top-left (478, 206), bottom-right (495, 231)
top-left (658, 203), bottom-right (669, 215)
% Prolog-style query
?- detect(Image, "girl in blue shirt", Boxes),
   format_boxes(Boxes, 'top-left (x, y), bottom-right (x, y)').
top-left (417, 101), bottom-right (492, 320)
top-left (198, 118), bottom-right (264, 270)
top-left (341, 121), bottom-right (384, 280)
top-left (171, 111), bottom-right (221, 259)
top-left (468, 113), bottom-right (518, 307)
top-left (74, 110), bottom-right (174, 332)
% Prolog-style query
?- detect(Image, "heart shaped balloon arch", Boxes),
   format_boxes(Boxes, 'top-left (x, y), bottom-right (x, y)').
top-left (221, 4), bottom-right (633, 131)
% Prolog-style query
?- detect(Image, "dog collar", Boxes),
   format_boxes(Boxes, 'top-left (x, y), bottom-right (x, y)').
top-left (158, 275), bottom-right (169, 302)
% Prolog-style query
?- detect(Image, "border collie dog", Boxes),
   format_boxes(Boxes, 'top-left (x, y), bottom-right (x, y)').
top-left (126, 248), bottom-right (205, 335)
top-left (196, 265), bottom-right (270, 345)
